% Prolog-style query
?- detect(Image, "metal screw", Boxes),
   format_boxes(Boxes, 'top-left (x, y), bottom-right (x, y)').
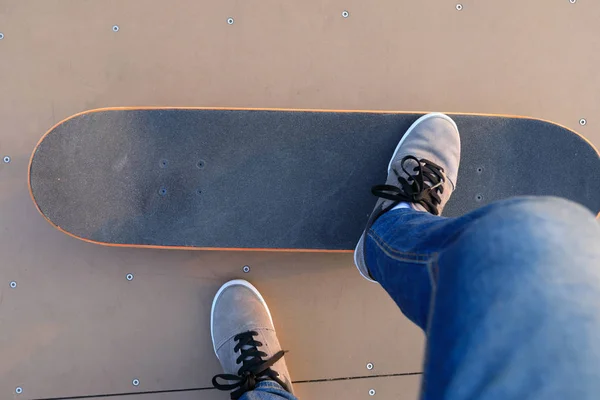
top-left (3, 156), bottom-right (10, 163)
top-left (132, 379), bottom-right (140, 386)
top-left (159, 159), bottom-right (168, 168)
top-left (0, 33), bottom-right (4, 40)
top-left (579, 118), bottom-right (587, 126)
top-left (369, 389), bottom-right (376, 396)
top-left (342, 10), bottom-right (350, 18)
top-left (126, 273), bottom-right (134, 281)
top-left (366, 362), bottom-right (374, 370)
top-left (227, 17), bottom-right (234, 25)
top-left (476, 167), bottom-right (483, 173)
top-left (158, 187), bottom-right (167, 196)
top-left (16, 387), bottom-right (23, 394)
top-left (112, 25), bottom-right (119, 32)
top-left (242, 265), bottom-right (250, 273)
top-left (10, 281), bottom-right (17, 288)
top-left (456, 4), bottom-right (463, 11)
top-left (475, 194), bottom-right (483, 201)
top-left (197, 160), bottom-right (205, 169)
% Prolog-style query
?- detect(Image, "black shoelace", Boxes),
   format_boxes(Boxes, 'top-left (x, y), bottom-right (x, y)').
top-left (371, 155), bottom-right (446, 215)
top-left (212, 331), bottom-right (289, 400)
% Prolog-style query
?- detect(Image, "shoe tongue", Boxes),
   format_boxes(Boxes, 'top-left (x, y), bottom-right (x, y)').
top-left (240, 344), bottom-right (259, 362)
top-left (397, 159), bottom-right (439, 191)
top-left (411, 203), bottom-right (428, 213)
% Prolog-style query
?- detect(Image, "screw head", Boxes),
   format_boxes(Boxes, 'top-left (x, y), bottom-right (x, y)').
top-left (369, 389), bottom-right (376, 396)
top-left (342, 10), bottom-right (349, 18)
top-left (242, 265), bottom-right (250, 273)
top-left (3, 156), bottom-right (10, 163)
top-left (126, 273), bottom-right (134, 281)
top-left (10, 281), bottom-right (17, 288)
top-left (456, 4), bottom-right (463, 11)
top-left (476, 167), bottom-right (483, 173)
top-left (570, 0), bottom-right (577, 3)
top-left (0, 33), bottom-right (4, 40)
top-left (196, 160), bottom-right (205, 169)
top-left (16, 387), bottom-right (23, 394)
top-left (579, 118), bottom-right (587, 126)
top-left (112, 25), bottom-right (119, 32)
top-left (159, 159), bottom-right (168, 168)
top-left (475, 194), bottom-right (483, 202)
top-left (227, 17), bottom-right (234, 25)
top-left (366, 362), bottom-right (374, 370)
top-left (158, 187), bottom-right (167, 196)
top-left (132, 379), bottom-right (140, 386)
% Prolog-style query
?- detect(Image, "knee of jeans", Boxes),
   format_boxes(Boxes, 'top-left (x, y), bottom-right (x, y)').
top-left (439, 197), bottom-right (600, 329)
top-left (450, 196), bottom-right (600, 276)
top-left (487, 196), bottom-right (597, 231)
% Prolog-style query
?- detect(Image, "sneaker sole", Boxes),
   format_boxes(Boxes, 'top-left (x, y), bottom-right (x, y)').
top-left (354, 113), bottom-right (458, 282)
top-left (210, 279), bottom-right (275, 356)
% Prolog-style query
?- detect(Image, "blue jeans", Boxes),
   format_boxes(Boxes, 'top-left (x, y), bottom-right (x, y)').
top-left (243, 196), bottom-right (600, 400)
top-left (240, 380), bottom-right (297, 400)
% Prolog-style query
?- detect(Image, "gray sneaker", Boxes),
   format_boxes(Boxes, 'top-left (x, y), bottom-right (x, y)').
top-left (354, 113), bottom-right (461, 282)
top-left (211, 279), bottom-right (293, 399)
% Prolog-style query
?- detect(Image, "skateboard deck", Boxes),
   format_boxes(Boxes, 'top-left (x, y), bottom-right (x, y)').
top-left (29, 108), bottom-right (600, 251)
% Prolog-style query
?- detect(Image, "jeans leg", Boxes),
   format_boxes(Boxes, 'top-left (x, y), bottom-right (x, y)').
top-left (239, 381), bottom-right (299, 400)
top-left (365, 196), bottom-right (600, 399)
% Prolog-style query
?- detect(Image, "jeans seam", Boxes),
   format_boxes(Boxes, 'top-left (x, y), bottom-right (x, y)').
top-left (369, 229), bottom-right (431, 263)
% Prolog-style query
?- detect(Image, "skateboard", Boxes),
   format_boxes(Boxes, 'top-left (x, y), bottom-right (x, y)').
top-left (29, 108), bottom-right (600, 251)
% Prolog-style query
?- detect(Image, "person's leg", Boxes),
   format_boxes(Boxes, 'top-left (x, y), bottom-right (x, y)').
top-left (366, 196), bottom-right (600, 399)
top-left (354, 112), bottom-right (600, 398)
top-left (211, 280), bottom-right (297, 400)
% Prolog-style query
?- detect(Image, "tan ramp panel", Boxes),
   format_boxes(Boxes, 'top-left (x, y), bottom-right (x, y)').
top-left (0, 0), bottom-right (598, 146)
top-left (1, 0), bottom-right (599, 399)
top-left (0, 248), bottom-right (422, 398)
top-left (80, 375), bottom-right (420, 400)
